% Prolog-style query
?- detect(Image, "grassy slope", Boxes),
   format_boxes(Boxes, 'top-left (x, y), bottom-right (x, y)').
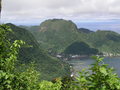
top-left (6, 23), bottom-right (70, 80)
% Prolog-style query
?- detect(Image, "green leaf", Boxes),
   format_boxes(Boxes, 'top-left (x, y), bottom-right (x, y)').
top-left (99, 67), bottom-right (108, 75)
top-left (98, 57), bottom-right (104, 62)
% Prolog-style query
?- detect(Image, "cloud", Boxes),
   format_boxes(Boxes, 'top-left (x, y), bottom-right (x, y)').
top-left (1, 0), bottom-right (120, 24)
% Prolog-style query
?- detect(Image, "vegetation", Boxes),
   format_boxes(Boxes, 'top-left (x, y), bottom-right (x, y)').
top-left (0, 24), bottom-right (62, 90)
top-left (1, 24), bottom-right (120, 90)
top-left (2, 23), bottom-right (70, 80)
top-left (30, 19), bottom-right (79, 53)
top-left (85, 30), bottom-right (120, 55)
top-left (64, 42), bottom-right (99, 55)
top-left (72, 56), bottom-right (120, 90)
top-left (78, 28), bottom-right (94, 33)
top-left (26, 19), bottom-right (120, 56)
top-left (19, 25), bottom-right (40, 31)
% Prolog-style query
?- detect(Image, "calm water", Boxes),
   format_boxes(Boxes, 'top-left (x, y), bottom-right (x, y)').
top-left (68, 57), bottom-right (120, 76)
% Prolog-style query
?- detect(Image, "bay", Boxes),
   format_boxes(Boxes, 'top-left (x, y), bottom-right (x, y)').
top-left (68, 57), bottom-right (120, 76)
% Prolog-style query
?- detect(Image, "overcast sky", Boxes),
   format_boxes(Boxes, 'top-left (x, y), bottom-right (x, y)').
top-left (1, 0), bottom-right (120, 32)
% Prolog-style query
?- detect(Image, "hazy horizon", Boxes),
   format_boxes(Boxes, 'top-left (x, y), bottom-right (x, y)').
top-left (1, 0), bottom-right (120, 33)
top-left (5, 19), bottom-right (119, 33)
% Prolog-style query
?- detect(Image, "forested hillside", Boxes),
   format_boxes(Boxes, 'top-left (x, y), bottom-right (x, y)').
top-left (30, 19), bottom-right (79, 53)
top-left (84, 30), bottom-right (120, 55)
top-left (64, 42), bottom-right (99, 55)
top-left (6, 23), bottom-right (70, 80)
top-left (27, 19), bottom-right (120, 56)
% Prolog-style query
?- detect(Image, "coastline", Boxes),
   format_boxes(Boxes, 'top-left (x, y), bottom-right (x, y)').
top-left (56, 54), bottom-right (120, 61)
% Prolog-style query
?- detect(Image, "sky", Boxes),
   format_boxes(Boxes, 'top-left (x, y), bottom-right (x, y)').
top-left (1, 0), bottom-right (120, 33)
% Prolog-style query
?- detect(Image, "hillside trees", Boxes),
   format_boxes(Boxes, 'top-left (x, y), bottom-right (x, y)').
top-left (0, 24), bottom-right (39, 89)
top-left (29, 19), bottom-right (120, 56)
top-left (0, 24), bottom-right (62, 89)
top-left (6, 23), bottom-right (71, 80)
top-left (64, 42), bottom-right (99, 55)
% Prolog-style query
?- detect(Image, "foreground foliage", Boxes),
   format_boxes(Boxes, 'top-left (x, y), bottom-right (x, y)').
top-left (72, 56), bottom-right (120, 90)
top-left (0, 25), bottom-right (62, 90)
top-left (1, 24), bottom-right (120, 90)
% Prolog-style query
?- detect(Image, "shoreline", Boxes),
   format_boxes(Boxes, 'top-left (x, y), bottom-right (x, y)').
top-left (63, 55), bottom-right (120, 61)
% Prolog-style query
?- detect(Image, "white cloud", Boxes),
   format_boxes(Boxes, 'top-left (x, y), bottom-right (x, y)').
top-left (1, 0), bottom-right (120, 24)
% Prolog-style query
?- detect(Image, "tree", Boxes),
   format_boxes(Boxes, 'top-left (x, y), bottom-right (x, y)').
top-left (0, 24), bottom-right (62, 90)
top-left (0, 24), bottom-right (39, 89)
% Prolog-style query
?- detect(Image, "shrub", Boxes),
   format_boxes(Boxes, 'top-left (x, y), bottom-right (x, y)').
top-left (73, 56), bottom-right (120, 90)
top-left (0, 24), bottom-right (62, 90)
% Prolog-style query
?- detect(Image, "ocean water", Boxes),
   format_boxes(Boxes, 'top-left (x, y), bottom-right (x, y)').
top-left (68, 57), bottom-right (120, 76)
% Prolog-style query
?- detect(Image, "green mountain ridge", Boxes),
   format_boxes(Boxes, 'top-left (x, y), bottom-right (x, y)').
top-left (21, 19), bottom-right (120, 56)
top-left (85, 30), bottom-right (120, 55)
top-left (19, 25), bottom-right (40, 31)
top-left (31, 19), bottom-right (80, 53)
top-left (78, 28), bottom-right (94, 33)
top-left (6, 23), bottom-right (70, 80)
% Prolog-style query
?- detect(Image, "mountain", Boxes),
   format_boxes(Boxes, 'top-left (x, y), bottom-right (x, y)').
top-left (64, 42), bottom-right (99, 55)
top-left (6, 23), bottom-right (70, 80)
top-left (84, 30), bottom-right (120, 55)
top-left (30, 19), bottom-right (80, 53)
top-left (19, 25), bottom-right (40, 31)
top-left (78, 28), bottom-right (94, 33)
top-left (25, 19), bottom-right (120, 56)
